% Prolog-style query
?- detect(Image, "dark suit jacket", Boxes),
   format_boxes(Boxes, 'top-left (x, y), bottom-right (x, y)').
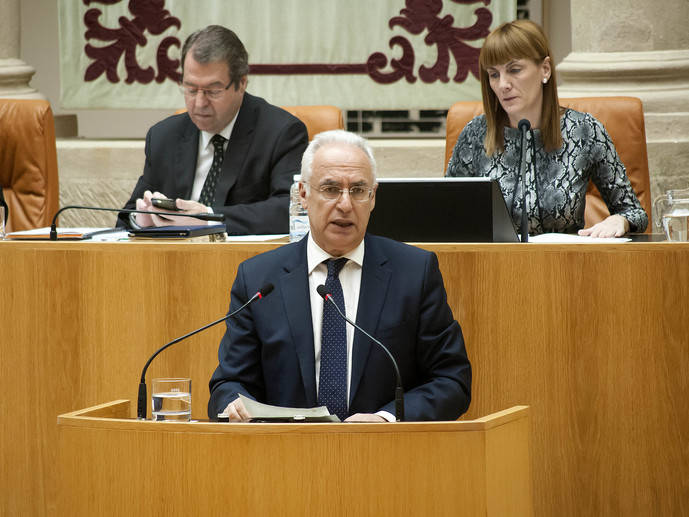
top-left (208, 234), bottom-right (472, 421)
top-left (0, 189), bottom-right (7, 227)
top-left (118, 93), bottom-right (308, 235)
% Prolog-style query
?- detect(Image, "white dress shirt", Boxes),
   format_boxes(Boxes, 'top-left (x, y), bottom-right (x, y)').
top-left (190, 113), bottom-right (239, 202)
top-left (305, 234), bottom-right (395, 422)
top-left (307, 233), bottom-right (363, 399)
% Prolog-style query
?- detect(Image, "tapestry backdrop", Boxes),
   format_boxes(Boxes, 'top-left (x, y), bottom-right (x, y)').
top-left (58, 0), bottom-right (516, 110)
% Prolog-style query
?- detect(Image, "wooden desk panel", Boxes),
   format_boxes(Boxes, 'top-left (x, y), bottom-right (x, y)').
top-left (57, 402), bottom-right (532, 517)
top-left (1, 240), bottom-right (687, 516)
top-left (432, 244), bottom-right (689, 516)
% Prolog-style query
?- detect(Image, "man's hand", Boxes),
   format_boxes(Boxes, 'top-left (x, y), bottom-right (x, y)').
top-left (344, 413), bottom-right (386, 422)
top-left (222, 397), bottom-right (252, 422)
top-left (134, 191), bottom-right (215, 227)
top-left (134, 190), bottom-right (157, 227)
top-left (578, 214), bottom-right (629, 238)
top-left (167, 199), bottom-right (215, 226)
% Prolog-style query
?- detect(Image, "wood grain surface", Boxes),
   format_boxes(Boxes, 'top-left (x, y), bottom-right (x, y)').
top-left (1, 240), bottom-right (687, 516)
top-left (56, 401), bottom-right (532, 517)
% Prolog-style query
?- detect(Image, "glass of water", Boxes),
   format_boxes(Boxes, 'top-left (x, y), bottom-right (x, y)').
top-left (662, 210), bottom-right (689, 242)
top-left (151, 378), bottom-right (191, 421)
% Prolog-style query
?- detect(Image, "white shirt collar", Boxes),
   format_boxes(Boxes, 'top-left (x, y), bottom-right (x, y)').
top-left (199, 110), bottom-right (239, 151)
top-left (306, 233), bottom-right (365, 274)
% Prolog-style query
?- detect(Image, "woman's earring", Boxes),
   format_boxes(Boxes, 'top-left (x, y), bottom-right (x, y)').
top-left (543, 77), bottom-right (548, 84)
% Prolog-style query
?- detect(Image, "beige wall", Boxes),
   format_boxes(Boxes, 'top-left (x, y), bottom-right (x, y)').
top-left (571, 0), bottom-right (689, 52)
top-left (545, 0), bottom-right (572, 67)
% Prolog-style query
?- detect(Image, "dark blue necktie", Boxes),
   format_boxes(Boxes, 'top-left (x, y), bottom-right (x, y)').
top-left (318, 258), bottom-right (348, 420)
top-left (198, 134), bottom-right (226, 206)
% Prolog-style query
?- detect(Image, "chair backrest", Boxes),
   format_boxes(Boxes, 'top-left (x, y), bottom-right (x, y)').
top-left (281, 105), bottom-right (344, 141)
top-left (174, 105), bottom-right (344, 141)
top-left (0, 99), bottom-right (59, 232)
top-left (444, 96), bottom-right (652, 231)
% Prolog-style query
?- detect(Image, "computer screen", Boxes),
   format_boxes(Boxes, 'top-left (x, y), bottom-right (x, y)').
top-left (367, 177), bottom-right (519, 243)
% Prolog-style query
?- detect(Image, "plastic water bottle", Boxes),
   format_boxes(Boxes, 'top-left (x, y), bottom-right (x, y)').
top-left (289, 174), bottom-right (309, 242)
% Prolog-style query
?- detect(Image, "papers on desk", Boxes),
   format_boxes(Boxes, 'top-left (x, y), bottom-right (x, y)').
top-left (529, 233), bottom-right (631, 243)
top-left (6, 228), bottom-right (629, 245)
top-left (217, 394), bottom-right (340, 423)
top-left (5, 227), bottom-right (122, 240)
top-left (90, 230), bottom-right (131, 241)
top-left (224, 234), bottom-right (289, 242)
top-left (4, 226), bottom-right (289, 242)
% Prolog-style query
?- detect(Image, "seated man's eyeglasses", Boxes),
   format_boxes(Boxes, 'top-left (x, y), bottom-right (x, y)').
top-left (310, 183), bottom-right (374, 202)
top-left (179, 81), bottom-right (232, 100)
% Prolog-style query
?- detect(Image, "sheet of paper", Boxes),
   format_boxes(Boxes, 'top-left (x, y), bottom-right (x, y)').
top-left (529, 233), bottom-right (631, 244)
top-left (217, 394), bottom-right (338, 422)
top-left (89, 230), bottom-right (131, 241)
top-left (6, 227), bottom-right (115, 239)
top-left (223, 234), bottom-right (289, 242)
top-left (239, 394), bottom-right (331, 418)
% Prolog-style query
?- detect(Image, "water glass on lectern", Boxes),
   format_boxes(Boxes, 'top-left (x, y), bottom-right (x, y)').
top-left (151, 378), bottom-right (191, 421)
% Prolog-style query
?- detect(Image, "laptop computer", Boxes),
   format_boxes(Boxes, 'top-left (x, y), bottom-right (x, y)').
top-left (367, 177), bottom-right (519, 243)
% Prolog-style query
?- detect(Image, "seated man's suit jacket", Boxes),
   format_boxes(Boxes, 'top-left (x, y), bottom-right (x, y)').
top-left (0, 189), bottom-right (7, 227)
top-left (118, 92), bottom-right (308, 235)
top-left (208, 233), bottom-right (472, 421)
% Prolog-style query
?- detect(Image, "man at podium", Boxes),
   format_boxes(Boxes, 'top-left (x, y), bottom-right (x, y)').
top-left (208, 130), bottom-right (471, 422)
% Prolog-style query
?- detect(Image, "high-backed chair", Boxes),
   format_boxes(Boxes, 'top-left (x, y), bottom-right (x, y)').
top-left (444, 96), bottom-right (652, 231)
top-left (281, 105), bottom-right (344, 141)
top-left (0, 99), bottom-right (60, 232)
top-left (174, 105), bottom-right (344, 141)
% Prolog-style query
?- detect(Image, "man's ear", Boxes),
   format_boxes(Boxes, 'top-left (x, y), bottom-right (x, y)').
top-left (298, 181), bottom-right (309, 209)
top-left (236, 75), bottom-right (248, 93)
top-left (369, 183), bottom-right (378, 212)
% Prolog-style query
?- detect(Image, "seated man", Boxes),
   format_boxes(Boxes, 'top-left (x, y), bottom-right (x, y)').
top-left (118, 25), bottom-right (308, 235)
top-left (208, 130), bottom-right (471, 422)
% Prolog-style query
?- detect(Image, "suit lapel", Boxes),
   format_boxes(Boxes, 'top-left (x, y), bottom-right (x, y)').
top-left (349, 235), bottom-right (392, 405)
top-left (214, 94), bottom-right (256, 204)
top-left (176, 115), bottom-right (199, 199)
top-left (279, 238), bottom-right (318, 406)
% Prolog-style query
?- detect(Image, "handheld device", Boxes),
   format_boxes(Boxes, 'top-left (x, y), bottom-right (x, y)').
top-left (151, 198), bottom-right (180, 211)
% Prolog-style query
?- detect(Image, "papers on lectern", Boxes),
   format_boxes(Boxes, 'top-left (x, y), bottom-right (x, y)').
top-left (217, 394), bottom-right (340, 422)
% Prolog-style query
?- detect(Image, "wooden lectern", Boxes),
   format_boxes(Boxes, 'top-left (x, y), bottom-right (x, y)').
top-left (58, 401), bottom-right (532, 517)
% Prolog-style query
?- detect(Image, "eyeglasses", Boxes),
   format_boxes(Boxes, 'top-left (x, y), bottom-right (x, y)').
top-left (310, 183), bottom-right (374, 202)
top-left (179, 81), bottom-right (232, 100)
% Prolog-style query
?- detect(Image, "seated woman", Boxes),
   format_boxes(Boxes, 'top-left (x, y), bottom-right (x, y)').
top-left (445, 19), bottom-right (647, 237)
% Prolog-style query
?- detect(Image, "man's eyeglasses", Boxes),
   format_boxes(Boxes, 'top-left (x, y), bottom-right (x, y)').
top-left (310, 183), bottom-right (374, 202)
top-left (179, 81), bottom-right (232, 100)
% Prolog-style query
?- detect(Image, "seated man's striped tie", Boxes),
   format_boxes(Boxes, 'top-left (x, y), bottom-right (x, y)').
top-left (198, 134), bottom-right (226, 206)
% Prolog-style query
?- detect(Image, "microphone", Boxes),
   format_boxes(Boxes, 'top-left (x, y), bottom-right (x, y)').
top-left (136, 283), bottom-right (274, 420)
top-left (316, 284), bottom-right (405, 422)
top-left (49, 205), bottom-right (225, 240)
top-left (517, 119), bottom-right (531, 243)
